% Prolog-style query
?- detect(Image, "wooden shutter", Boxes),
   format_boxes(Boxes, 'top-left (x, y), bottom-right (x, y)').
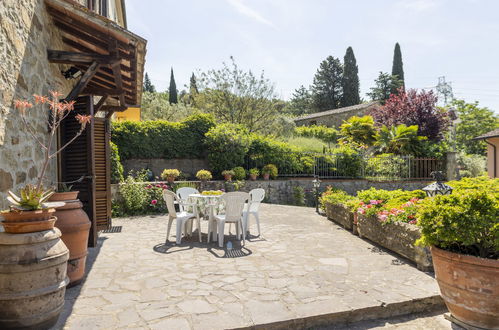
top-left (93, 118), bottom-right (111, 231)
top-left (60, 95), bottom-right (97, 246)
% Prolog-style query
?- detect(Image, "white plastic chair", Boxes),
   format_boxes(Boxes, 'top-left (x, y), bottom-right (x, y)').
top-left (211, 192), bottom-right (250, 248)
top-left (176, 187), bottom-right (199, 212)
top-left (162, 190), bottom-right (201, 244)
top-left (242, 188), bottom-right (265, 236)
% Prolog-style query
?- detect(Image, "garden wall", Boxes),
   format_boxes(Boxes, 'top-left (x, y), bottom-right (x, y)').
top-left (111, 179), bottom-right (431, 206)
top-left (122, 158), bottom-right (209, 179)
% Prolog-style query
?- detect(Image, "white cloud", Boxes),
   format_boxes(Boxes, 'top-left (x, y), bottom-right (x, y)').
top-left (226, 0), bottom-right (274, 27)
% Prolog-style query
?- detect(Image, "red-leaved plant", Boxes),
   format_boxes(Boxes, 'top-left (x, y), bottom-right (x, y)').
top-left (7, 91), bottom-right (92, 211)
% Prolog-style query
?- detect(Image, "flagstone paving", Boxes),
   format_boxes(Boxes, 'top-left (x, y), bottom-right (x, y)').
top-left (53, 204), bottom-right (443, 330)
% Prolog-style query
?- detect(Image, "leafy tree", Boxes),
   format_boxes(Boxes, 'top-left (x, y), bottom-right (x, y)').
top-left (311, 56), bottom-right (343, 111)
top-left (286, 85), bottom-right (313, 116)
top-left (143, 72), bottom-right (156, 93)
top-left (341, 47), bottom-right (360, 107)
top-left (140, 91), bottom-right (196, 121)
top-left (194, 57), bottom-right (282, 133)
top-left (168, 68), bottom-right (178, 104)
top-left (452, 99), bottom-right (499, 155)
top-left (391, 43), bottom-right (405, 93)
top-left (339, 115), bottom-right (377, 147)
top-left (375, 124), bottom-right (426, 155)
top-left (369, 88), bottom-right (450, 140)
top-left (367, 72), bottom-right (403, 103)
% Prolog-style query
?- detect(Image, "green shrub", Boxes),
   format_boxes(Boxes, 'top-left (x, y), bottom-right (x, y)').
top-left (161, 169), bottom-right (180, 180)
top-left (365, 153), bottom-right (408, 181)
top-left (117, 176), bottom-right (168, 216)
top-left (285, 136), bottom-right (328, 152)
top-left (458, 153), bottom-right (487, 177)
top-left (205, 124), bottom-right (251, 174)
top-left (222, 169), bottom-right (235, 178)
top-left (110, 141), bottom-right (124, 183)
top-left (447, 176), bottom-right (499, 194)
top-left (319, 187), bottom-right (353, 210)
top-left (293, 186), bottom-right (306, 206)
top-left (416, 190), bottom-right (499, 258)
top-left (249, 168), bottom-right (260, 176)
top-left (262, 164), bottom-right (278, 179)
top-left (320, 145), bottom-right (363, 178)
top-left (339, 115), bottom-right (377, 146)
top-left (248, 135), bottom-right (303, 174)
top-left (233, 167), bottom-right (246, 180)
top-left (294, 125), bottom-right (338, 143)
top-left (112, 113), bottom-right (215, 160)
top-left (356, 188), bottom-right (425, 205)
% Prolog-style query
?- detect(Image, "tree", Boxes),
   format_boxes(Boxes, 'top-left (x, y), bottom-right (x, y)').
top-left (369, 88), bottom-right (450, 140)
top-left (140, 91), bottom-right (196, 121)
top-left (143, 72), bottom-right (156, 93)
top-left (168, 68), bottom-right (178, 104)
top-left (391, 42), bottom-right (405, 93)
top-left (194, 57), bottom-right (282, 133)
top-left (367, 72), bottom-right (403, 104)
top-left (339, 115), bottom-right (377, 147)
top-left (341, 47), bottom-right (360, 107)
top-left (311, 56), bottom-right (343, 111)
top-left (375, 124), bottom-right (426, 155)
top-left (189, 73), bottom-right (199, 94)
top-left (452, 99), bottom-right (499, 155)
top-left (285, 85), bottom-right (312, 116)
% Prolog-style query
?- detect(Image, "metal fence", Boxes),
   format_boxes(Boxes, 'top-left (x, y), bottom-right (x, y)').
top-left (244, 153), bottom-right (445, 181)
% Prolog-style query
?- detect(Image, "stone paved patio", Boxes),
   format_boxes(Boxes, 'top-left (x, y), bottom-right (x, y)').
top-left (53, 204), bottom-right (443, 329)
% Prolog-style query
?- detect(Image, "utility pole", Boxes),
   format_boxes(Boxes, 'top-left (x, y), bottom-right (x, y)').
top-left (436, 76), bottom-right (453, 106)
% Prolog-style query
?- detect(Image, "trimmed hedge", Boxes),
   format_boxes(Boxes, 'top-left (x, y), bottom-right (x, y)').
top-left (112, 113), bottom-right (215, 160)
top-left (295, 125), bottom-right (338, 143)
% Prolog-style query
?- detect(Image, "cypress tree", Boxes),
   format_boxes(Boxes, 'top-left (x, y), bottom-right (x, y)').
top-left (341, 47), bottom-right (360, 107)
top-left (391, 43), bottom-right (405, 93)
top-left (189, 73), bottom-right (198, 94)
top-left (311, 56), bottom-right (343, 111)
top-left (143, 72), bottom-right (156, 93)
top-left (168, 68), bottom-right (178, 104)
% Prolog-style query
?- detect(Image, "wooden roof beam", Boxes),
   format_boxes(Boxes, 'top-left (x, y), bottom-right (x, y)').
top-left (65, 61), bottom-right (100, 101)
top-left (84, 87), bottom-right (124, 96)
top-left (48, 50), bottom-right (119, 65)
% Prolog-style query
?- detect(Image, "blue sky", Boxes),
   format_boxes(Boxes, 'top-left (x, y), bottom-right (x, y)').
top-left (127, 0), bottom-right (499, 112)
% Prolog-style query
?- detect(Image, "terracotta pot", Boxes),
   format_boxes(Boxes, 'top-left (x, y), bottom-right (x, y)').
top-left (1, 208), bottom-right (55, 223)
top-left (166, 175), bottom-right (176, 183)
top-left (263, 173), bottom-right (270, 180)
top-left (48, 191), bottom-right (79, 202)
top-left (53, 196), bottom-right (91, 287)
top-left (0, 228), bottom-right (69, 329)
top-left (431, 246), bottom-right (499, 329)
top-left (2, 216), bottom-right (57, 234)
top-left (224, 174), bottom-right (233, 181)
top-left (249, 174), bottom-right (258, 181)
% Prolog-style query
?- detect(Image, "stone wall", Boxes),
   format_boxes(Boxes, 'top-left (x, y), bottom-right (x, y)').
top-left (111, 179), bottom-right (432, 206)
top-left (0, 0), bottom-right (75, 209)
top-left (122, 158), bottom-right (210, 179)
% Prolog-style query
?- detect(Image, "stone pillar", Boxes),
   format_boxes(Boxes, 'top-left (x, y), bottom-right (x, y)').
top-left (446, 152), bottom-right (458, 181)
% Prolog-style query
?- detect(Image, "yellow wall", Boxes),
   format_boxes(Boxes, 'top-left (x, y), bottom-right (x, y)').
top-left (114, 107), bottom-right (141, 122)
top-left (486, 137), bottom-right (499, 178)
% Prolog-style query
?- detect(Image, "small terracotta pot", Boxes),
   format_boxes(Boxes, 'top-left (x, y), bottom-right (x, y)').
top-left (1, 208), bottom-right (56, 223)
top-left (224, 174), bottom-right (233, 181)
top-left (166, 176), bottom-right (176, 183)
top-left (431, 246), bottom-right (499, 329)
top-left (48, 191), bottom-right (79, 202)
top-left (249, 174), bottom-right (258, 181)
top-left (263, 173), bottom-right (270, 180)
top-left (2, 216), bottom-right (57, 234)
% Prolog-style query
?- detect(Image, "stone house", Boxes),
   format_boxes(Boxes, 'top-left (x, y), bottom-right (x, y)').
top-left (0, 0), bottom-right (146, 244)
top-left (294, 101), bottom-right (380, 128)
top-left (474, 128), bottom-right (499, 178)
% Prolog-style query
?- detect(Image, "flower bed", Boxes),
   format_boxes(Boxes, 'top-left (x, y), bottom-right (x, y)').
top-left (356, 214), bottom-right (432, 271)
top-left (325, 202), bottom-right (355, 231)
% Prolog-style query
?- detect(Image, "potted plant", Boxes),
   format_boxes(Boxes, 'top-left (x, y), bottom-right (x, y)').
top-left (48, 183), bottom-right (79, 201)
top-left (1, 92), bottom-right (92, 234)
top-left (222, 170), bottom-right (235, 181)
top-left (262, 164), bottom-right (278, 180)
top-left (196, 169), bottom-right (212, 182)
top-left (232, 167), bottom-right (246, 181)
top-left (416, 190), bottom-right (499, 329)
top-left (249, 168), bottom-right (259, 181)
top-left (161, 169), bottom-right (180, 183)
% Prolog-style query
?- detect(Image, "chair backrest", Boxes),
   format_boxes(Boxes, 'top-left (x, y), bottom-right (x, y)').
top-left (221, 192), bottom-right (250, 222)
top-left (162, 190), bottom-right (179, 218)
top-left (248, 188), bottom-right (265, 213)
top-left (176, 187), bottom-right (199, 212)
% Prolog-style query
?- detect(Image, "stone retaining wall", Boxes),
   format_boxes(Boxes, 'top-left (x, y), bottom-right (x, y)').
top-left (0, 0), bottom-right (75, 209)
top-left (122, 158), bottom-right (209, 179)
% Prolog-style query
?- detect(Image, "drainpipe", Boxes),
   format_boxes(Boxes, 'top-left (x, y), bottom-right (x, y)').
top-left (485, 139), bottom-right (497, 178)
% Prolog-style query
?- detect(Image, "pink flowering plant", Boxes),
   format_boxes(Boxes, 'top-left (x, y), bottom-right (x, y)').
top-left (377, 198), bottom-right (421, 225)
top-left (356, 199), bottom-right (385, 217)
top-left (144, 182), bottom-right (169, 213)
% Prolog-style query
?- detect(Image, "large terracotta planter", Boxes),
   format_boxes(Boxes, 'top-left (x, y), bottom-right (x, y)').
top-left (224, 174), bottom-right (233, 181)
top-left (1, 208), bottom-right (55, 222)
top-left (431, 246), bottom-right (499, 329)
top-left (51, 193), bottom-right (91, 286)
top-left (357, 214), bottom-right (432, 271)
top-left (263, 173), bottom-right (270, 180)
top-left (48, 191), bottom-right (79, 202)
top-left (0, 228), bottom-right (69, 329)
top-left (249, 174), bottom-right (258, 181)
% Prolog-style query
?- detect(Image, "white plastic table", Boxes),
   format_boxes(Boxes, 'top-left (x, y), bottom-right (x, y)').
top-left (188, 194), bottom-right (223, 242)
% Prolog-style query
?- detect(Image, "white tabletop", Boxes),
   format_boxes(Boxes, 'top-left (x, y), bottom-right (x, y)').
top-left (189, 193), bottom-right (222, 198)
